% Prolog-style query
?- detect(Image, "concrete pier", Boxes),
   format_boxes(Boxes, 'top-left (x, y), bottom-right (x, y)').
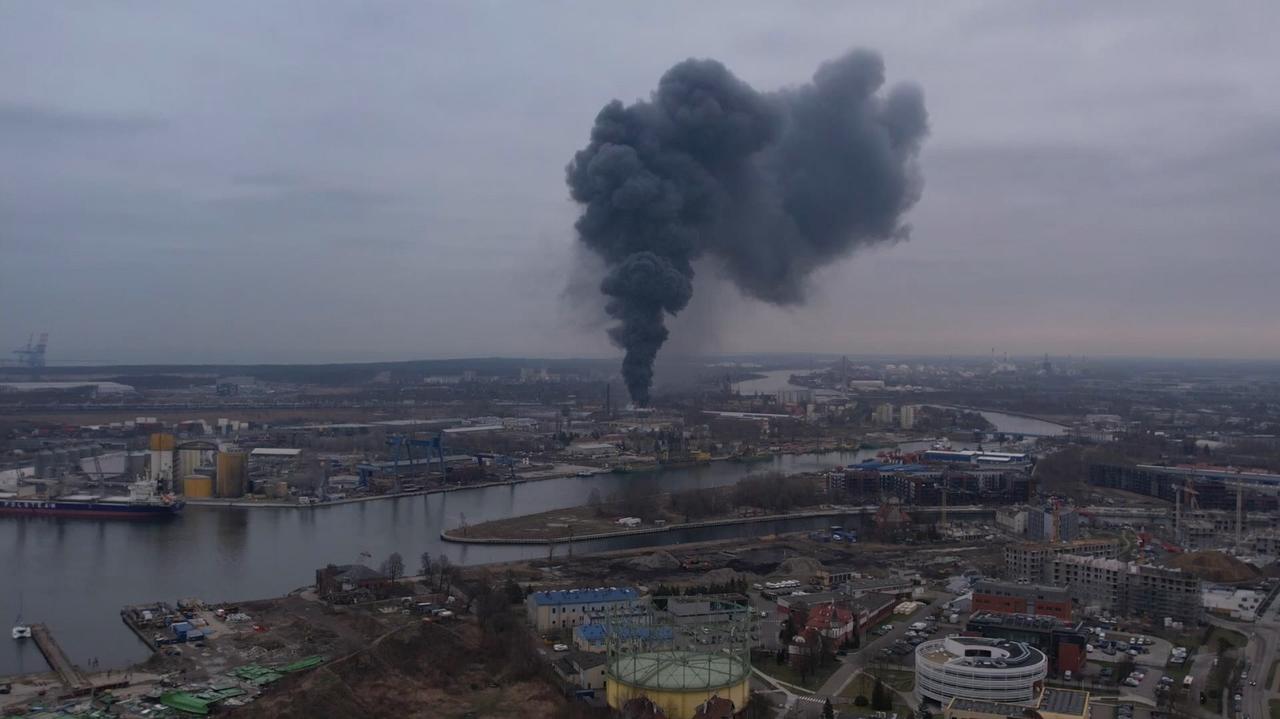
top-left (29, 623), bottom-right (89, 691)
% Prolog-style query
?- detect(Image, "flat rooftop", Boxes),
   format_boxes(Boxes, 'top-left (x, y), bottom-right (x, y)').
top-left (947, 689), bottom-right (1088, 718)
top-left (1039, 688), bottom-right (1089, 718)
top-left (968, 611), bottom-right (1083, 632)
top-left (918, 637), bottom-right (1045, 669)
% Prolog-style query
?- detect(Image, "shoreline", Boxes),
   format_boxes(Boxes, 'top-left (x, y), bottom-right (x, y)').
top-left (440, 504), bottom-right (989, 545)
top-left (179, 446), bottom-right (894, 511)
top-left (183, 477), bottom-right (537, 509)
top-left (924, 403), bottom-right (1070, 432)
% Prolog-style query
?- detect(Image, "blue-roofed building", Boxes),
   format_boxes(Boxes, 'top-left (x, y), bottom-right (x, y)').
top-left (573, 621), bottom-right (674, 653)
top-left (526, 586), bottom-right (643, 632)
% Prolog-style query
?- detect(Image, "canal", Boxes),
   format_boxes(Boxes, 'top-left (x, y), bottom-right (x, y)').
top-left (1, 449), bottom-right (885, 675)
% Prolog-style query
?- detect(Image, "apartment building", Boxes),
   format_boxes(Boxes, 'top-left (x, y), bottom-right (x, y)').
top-left (1048, 555), bottom-right (1202, 623)
top-left (1003, 539), bottom-right (1120, 582)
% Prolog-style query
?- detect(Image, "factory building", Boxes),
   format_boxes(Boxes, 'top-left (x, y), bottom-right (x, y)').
top-left (665, 596), bottom-right (752, 628)
top-left (922, 450), bottom-right (1029, 465)
top-left (965, 612), bottom-right (1088, 674)
top-left (914, 637), bottom-right (1047, 706)
top-left (972, 580), bottom-right (1072, 621)
top-left (525, 587), bottom-right (642, 632)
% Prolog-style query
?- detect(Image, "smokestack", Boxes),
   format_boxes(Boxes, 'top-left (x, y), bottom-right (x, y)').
top-left (567, 49), bottom-right (928, 404)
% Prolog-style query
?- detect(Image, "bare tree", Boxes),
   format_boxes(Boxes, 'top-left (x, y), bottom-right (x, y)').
top-left (436, 553), bottom-right (452, 592)
top-left (381, 552), bottom-right (404, 580)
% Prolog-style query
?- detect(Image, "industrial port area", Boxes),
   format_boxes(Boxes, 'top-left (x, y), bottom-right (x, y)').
top-left (5, 353), bottom-right (1280, 719)
top-left (5, 2), bottom-right (1280, 717)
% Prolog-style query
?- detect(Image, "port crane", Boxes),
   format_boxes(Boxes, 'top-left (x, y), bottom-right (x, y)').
top-left (11, 333), bottom-right (47, 368)
top-left (382, 432), bottom-right (448, 484)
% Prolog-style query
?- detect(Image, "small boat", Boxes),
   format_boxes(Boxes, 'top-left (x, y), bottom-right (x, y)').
top-left (574, 470), bottom-right (594, 477)
top-left (12, 594), bottom-right (30, 640)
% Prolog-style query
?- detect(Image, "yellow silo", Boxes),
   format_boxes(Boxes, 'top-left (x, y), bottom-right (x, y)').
top-left (183, 475), bottom-right (213, 498)
top-left (149, 433), bottom-right (176, 451)
top-left (216, 452), bottom-right (248, 498)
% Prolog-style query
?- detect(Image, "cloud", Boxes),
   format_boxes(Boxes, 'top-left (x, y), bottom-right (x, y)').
top-left (0, 102), bottom-right (163, 136)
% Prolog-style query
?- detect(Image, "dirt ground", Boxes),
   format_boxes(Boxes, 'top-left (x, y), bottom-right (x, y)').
top-left (232, 621), bottom-right (566, 719)
top-left (484, 529), bottom-right (1007, 591)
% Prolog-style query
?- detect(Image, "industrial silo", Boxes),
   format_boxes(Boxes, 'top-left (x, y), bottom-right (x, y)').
top-left (177, 448), bottom-right (205, 479)
top-left (148, 433), bottom-right (176, 485)
top-left (216, 451), bottom-right (248, 498)
top-left (183, 475), bottom-right (214, 498)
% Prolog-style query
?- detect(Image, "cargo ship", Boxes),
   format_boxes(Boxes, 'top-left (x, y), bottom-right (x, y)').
top-left (0, 477), bottom-right (184, 519)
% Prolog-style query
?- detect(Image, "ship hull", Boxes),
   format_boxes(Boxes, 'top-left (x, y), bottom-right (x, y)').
top-left (0, 498), bottom-right (184, 519)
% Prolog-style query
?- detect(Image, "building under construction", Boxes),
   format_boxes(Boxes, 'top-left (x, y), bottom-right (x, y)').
top-left (827, 462), bottom-right (1030, 507)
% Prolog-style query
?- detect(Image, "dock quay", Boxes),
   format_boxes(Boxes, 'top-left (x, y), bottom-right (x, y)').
top-left (120, 602), bottom-right (180, 652)
top-left (29, 623), bottom-right (90, 692)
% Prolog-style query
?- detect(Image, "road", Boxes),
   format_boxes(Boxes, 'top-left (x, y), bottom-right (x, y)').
top-left (1207, 584), bottom-right (1280, 719)
top-left (818, 594), bottom-right (953, 697)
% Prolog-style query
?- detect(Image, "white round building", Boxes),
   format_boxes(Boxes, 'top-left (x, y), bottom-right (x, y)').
top-left (914, 637), bottom-right (1046, 706)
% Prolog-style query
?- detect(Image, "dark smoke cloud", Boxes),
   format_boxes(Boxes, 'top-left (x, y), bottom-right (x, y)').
top-left (567, 49), bottom-right (928, 404)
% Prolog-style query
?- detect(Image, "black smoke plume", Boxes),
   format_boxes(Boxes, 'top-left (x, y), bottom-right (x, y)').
top-left (567, 49), bottom-right (928, 405)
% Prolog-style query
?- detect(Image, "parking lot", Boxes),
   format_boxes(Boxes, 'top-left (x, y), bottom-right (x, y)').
top-left (1084, 629), bottom-right (1173, 669)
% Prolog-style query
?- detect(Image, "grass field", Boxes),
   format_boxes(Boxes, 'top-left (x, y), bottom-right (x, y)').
top-left (1206, 626), bottom-right (1249, 653)
top-left (758, 658), bottom-right (841, 692)
top-left (837, 670), bottom-right (912, 716)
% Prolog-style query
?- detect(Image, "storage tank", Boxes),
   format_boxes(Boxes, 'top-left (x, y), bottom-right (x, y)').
top-left (183, 475), bottom-right (214, 498)
top-left (177, 448), bottom-right (205, 479)
top-left (216, 451), bottom-right (248, 498)
top-left (149, 433), bottom-right (176, 451)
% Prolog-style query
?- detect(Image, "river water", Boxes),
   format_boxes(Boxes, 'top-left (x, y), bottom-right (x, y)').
top-left (737, 369), bottom-right (1068, 437)
top-left (0, 449), bottom-right (886, 675)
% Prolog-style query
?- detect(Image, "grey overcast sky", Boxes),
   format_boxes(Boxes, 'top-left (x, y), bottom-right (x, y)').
top-left (2, 2), bottom-right (1278, 364)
